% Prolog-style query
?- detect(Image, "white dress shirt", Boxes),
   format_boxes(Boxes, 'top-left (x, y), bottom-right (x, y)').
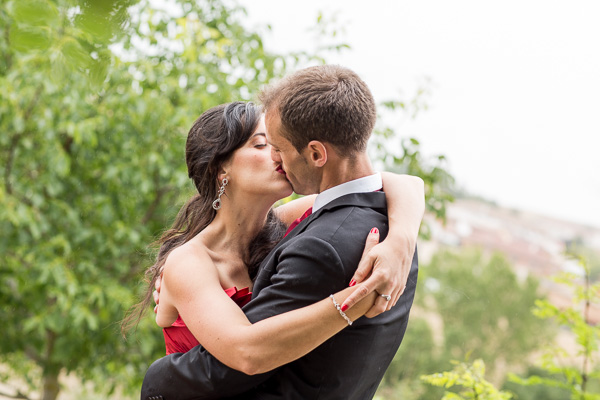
top-left (312, 172), bottom-right (382, 213)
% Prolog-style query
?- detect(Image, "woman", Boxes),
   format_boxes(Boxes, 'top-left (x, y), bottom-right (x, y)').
top-left (126, 101), bottom-right (423, 375)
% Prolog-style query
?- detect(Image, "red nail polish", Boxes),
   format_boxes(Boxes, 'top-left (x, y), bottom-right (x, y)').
top-left (341, 304), bottom-right (349, 312)
top-left (349, 279), bottom-right (356, 287)
top-left (370, 227), bottom-right (378, 234)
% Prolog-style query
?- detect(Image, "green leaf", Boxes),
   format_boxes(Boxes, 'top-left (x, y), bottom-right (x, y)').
top-left (90, 58), bottom-right (110, 87)
top-left (9, 26), bottom-right (51, 51)
top-left (9, 0), bottom-right (59, 27)
top-left (61, 37), bottom-right (91, 69)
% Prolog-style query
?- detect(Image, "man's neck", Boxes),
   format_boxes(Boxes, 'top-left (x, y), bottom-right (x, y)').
top-left (318, 152), bottom-right (374, 193)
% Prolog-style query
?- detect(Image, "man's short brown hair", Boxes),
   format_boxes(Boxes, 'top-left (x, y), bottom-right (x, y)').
top-left (259, 65), bottom-right (376, 156)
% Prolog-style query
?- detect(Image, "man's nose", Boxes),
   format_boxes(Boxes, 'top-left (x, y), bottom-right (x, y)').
top-left (271, 147), bottom-right (281, 162)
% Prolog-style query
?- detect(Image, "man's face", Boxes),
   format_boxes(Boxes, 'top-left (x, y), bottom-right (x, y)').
top-left (265, 111), bottom-right (318, 195)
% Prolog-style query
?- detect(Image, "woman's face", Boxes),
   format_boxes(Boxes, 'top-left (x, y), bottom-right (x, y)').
top-left (223, 116), bottom-right (293, 204)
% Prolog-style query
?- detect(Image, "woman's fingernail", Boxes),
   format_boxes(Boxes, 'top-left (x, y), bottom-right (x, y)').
top-left (370, 227), bottom-right (378, 234)
top-left (341, 304), bottom-right (349, 312)
top-left (349, 279), bottom-right (356, 287)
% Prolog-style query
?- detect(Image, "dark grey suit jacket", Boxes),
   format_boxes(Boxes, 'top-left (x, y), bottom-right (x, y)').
top-left (141, 191), bottom-right (418, 400)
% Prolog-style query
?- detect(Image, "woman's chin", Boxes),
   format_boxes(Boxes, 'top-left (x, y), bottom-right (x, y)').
top-left (274, 187), bottom-right (294, 202)
top-left (282, 186), bottom-right (294, 198)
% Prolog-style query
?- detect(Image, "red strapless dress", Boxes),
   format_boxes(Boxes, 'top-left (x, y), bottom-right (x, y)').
top-left (163, 286), bottom-right (252, 355)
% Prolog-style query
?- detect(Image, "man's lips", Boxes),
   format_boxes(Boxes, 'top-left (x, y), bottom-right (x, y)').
top-left (276, 165), bottom-right (286, 175)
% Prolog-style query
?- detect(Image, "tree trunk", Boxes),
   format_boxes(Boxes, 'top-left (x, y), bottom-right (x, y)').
top-left (42, 330), bottom-right (60, 400)
top-left (42, 370), bottom-right (60, 400)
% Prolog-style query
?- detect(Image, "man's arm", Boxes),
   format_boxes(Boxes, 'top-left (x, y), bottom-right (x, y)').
top-left (244, 235), bottom-right (350, 322)
top-left (141, 345), bottom-right (273, 400)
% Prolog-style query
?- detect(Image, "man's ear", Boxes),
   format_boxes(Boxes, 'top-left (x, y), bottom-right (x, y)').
top-left (305, 140), bottom-right (328, 167)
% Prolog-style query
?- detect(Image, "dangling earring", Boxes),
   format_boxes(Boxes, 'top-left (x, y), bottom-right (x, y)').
top-left (212, 178), bottom-right (228, 210)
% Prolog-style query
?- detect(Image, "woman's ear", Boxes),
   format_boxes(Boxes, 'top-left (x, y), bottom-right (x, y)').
top-left (306, 140), bottom-right (328, 168)
top-left (217, 160), bottom-right (230, 182)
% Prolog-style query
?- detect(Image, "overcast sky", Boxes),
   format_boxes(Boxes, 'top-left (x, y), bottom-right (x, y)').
top-left (239, 0), bottom-right (600, 229)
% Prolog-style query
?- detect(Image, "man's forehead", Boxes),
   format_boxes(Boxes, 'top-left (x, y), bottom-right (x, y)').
top-left (265, 110), bottom-right (296, 149)
top-left (264, 110), bottom-right (279, 125)
top-left (264, 111), bottom-right (281, 140)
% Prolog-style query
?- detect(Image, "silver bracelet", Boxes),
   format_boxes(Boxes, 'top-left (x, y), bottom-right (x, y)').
top-left (330, 294), bottom-right (353, 326)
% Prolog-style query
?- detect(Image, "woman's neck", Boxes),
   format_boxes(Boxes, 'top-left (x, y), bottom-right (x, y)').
top-left (201, 196), bottom-right (273, 258)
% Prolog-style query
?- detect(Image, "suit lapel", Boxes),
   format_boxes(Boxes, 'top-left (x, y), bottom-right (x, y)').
top-left (251, 191), bottom-right (387, 296)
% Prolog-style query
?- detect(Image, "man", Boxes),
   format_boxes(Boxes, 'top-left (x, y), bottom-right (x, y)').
top-left (142, 65), bottom-right (422, 399)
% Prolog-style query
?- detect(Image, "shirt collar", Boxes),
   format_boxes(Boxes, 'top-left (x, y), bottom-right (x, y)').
top-left (312, 172), bottom-right (382, 213)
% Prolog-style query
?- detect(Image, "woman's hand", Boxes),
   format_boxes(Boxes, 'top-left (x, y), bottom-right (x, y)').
top-left (341, 172), bottom-right (424, 317)
top-left (341, 229), bottom-right (416, 317)
top-left (153, 273), bottom-right (162, 314)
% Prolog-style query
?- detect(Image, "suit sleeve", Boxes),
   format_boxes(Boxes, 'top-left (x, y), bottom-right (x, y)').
top-left (245, 236), bottom-right (349, 322)
top-left (141, 236), bottom-right (348, 400)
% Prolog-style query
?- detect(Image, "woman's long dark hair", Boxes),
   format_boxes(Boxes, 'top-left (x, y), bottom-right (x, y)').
top-left (122, 102), bottom-right (286, 334)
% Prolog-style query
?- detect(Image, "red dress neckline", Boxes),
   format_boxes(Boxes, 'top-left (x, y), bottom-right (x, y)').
top-left (162, 286), bottom-right (252, 354)
top-left (223, 286), bottom-right (252, 308)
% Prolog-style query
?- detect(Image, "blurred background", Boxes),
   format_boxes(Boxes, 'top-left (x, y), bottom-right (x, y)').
top-left (1, 1), bottom-right (599, 399)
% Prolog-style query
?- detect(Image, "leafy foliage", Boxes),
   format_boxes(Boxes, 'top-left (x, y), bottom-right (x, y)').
top-left (509, 256), bottom-right (600, 399)
top-left (423, 249), bottom-right (550, 369)
top-left (501, 367), bottom-right (571, 400)
top-left (421, 359), bottom-right (513, 400)
top-left (3, 0), bottom-right (135, 86)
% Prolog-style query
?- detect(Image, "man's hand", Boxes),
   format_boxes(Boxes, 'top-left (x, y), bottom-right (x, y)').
top-left (341, 228), bottom-right (416, 318)
top-left (153, 273), bottom-right (162, 314)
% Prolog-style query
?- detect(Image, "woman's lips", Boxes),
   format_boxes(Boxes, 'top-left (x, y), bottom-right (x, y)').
top-left (276, 165), bottom-right (286, 175)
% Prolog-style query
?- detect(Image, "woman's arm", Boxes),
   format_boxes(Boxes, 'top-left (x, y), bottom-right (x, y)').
top-left (272, 194), bottom-right (317, 227)
top-left (342, 172), bottom-right (425, 316)
top-left (157, 230), bottom-right (379, 376)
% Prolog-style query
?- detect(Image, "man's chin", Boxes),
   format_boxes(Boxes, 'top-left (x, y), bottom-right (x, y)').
top-left (291, 185), bottom-right (317, 196)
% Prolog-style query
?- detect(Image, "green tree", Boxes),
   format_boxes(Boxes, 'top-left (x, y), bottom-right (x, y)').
top-left (377, 248), bottom-right (550, 398)
top-left (510, 256), bottom-right (600, 399)
top-left (567, 240), bottom-right (600, 281)
top-left (424, 249), bottom-right (549, 372)
top-left (0, 1), bottom-right (286, 398)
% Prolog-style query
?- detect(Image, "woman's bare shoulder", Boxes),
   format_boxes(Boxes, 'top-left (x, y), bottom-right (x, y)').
top-left (163, 240), bottom-right (215, 282)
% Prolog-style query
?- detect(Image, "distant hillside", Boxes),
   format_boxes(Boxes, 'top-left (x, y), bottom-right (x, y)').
top-left (421, 197), bottom-right (600, 322)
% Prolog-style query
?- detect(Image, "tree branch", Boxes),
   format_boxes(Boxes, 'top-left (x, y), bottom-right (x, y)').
top-left (581, 265), bottom-right (591, 394)
top-left (0, 389), bottom-right (32, 400)
top-left (4, 133), bottom-right (20, 195)
top-left (4, 84), bottom-right (44, 197)
top-left (2, 10), bottom-right (12, 72)
top-left (24, 346), bottom-right (43, 364)
top-left (45, 330), bottom-right (57, 363)
top-left (141, 185), bottom-right (171, 225)
top-left (23, 85), bottom-right (44, 123)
